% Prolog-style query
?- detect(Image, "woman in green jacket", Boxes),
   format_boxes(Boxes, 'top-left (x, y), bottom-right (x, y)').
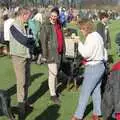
top-left (40, 7), bottom-right (65, 104)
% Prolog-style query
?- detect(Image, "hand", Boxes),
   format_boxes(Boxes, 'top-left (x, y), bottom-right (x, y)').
top-left (74, 36), bottom-right (80, 43)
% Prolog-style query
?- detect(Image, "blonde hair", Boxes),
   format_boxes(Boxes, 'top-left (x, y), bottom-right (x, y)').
top-left (17, 7), bottom-right (31, 16)
top-left (78, 19), bottom-right (95, 35)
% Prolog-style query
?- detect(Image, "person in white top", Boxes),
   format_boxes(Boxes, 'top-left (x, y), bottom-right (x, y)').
top-left (72, 19), bottom-right (105, 120)
top-left (96, 12), bottom-right (111, 49)
top-left (4, 15), bottom-right (14, 41)
top-left (3, 12), bottom-right (15, 55)
top-left (78, 28), bottom-right (107, 65)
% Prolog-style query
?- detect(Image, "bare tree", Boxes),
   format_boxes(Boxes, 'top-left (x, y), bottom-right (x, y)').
top-left (53, 0), bottom-right (58, 6)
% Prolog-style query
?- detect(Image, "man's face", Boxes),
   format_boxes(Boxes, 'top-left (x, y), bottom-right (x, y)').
top-left (50, 12), bottom-right (58, 24)
top-left (103, 17), bottom-right (109, 23)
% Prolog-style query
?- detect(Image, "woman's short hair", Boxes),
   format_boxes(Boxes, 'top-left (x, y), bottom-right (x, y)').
top-left (50, 7), bottom-right (59, 16)
top-left (78, 18), bottom-right (95, 34)
top-left (17, 7), bottom-right (31, 16)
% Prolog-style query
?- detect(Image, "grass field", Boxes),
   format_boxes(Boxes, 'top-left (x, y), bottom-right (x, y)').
top-left (0, 20), bottom-right (120, 120)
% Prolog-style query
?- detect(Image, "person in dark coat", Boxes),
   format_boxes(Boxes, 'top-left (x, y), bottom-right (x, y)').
top-left (102, 61), bottom-right (120, 120)
top-left (115, 32), bottom-right (120, 56)
top-left (96, 12), bottom-right (111, 49)
top-left (40, 7), bottom-right (65, 104)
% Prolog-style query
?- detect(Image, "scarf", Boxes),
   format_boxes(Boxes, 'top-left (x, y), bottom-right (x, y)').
top-left (54, 20), bottom-right (63, 54)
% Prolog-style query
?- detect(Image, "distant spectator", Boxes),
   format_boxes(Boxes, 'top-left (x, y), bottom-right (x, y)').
top-left (4, 12), bottom-right (15, 42)
top-left (28, 9), bottom-right (43, 63)
top-left (96, 12), bottom-right (111, 49)
top-left (59, 8), bottom-right (67, 27)
top-left (0, 9), bottom-right (4, 43)
top-left (67, 8), bottom-right (74, 23)
top-left (115, 32), bottom-right (120, 56)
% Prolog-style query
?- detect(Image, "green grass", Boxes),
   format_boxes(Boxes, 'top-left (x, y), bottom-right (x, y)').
top-left (109, 20), bottom-right (120, 62)
top-left (0, 20), bottom-right (120, 120)
top-left (0, 56), bottom-right (80, 120)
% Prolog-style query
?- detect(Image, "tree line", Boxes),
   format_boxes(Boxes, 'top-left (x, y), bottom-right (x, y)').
top-left (0, 0), bottom-right (119, 9)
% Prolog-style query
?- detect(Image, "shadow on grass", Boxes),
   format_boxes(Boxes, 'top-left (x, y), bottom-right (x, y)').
top-left (10, 73), bottom-right (47, 119)
top-left (28, 79), bottom-right (48, 104)
top-left (23, 79), bottom-right (48, 119)
top-left (6, 84), bottom-right (16, 97)
top-left (11, 105), bottom-right (34, 120)
top-left (30, 73), bottom-right (44, 83)
top-left (84, 102), bottom-right (93, 118)
top-left (35, 104), bottom-right (60, 120)
top-left (6, 73), bottom-right (44, 97)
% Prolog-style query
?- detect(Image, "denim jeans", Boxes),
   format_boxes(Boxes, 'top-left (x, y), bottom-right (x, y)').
top-left (74, 62), bottom-right (105, 119)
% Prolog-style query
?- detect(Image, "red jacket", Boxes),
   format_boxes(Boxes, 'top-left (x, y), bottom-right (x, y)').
top-left (111, 61), bottom-right (120, 71)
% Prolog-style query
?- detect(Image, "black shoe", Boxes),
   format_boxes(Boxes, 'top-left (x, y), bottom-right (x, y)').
top-left (24, 102), bottom-right (33, 111)
top-left (50, 96), bottom-right (60, 104)
top-left (18, 102), bottom-right (25, 120)
top-left (7, 108), bottom-right (16, 120)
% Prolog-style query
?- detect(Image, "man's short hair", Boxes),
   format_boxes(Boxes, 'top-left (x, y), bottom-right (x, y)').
top-left (99, 12), bottom-right (109, 20)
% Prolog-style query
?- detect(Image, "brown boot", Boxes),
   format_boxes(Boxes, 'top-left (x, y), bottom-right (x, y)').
top-left (50, 96), bottom-right (60, 104)
top-left (71, 116), bottom-right (82, 120)
top-left (92, 114), bottom-right (101, 120)
top-left (18, 102), bottom-right (25, 120)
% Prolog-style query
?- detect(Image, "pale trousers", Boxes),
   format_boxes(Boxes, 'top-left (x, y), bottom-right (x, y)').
top-left (12, 56), bottom-right (30, 103)
top-left (48, 63), bottom-right (58, 96)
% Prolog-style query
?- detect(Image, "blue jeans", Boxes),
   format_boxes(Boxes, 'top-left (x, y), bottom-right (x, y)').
top-left (74, 63), bottom-right (105, 119)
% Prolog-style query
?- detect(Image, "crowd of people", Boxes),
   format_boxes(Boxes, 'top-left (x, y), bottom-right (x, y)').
top-left (0, 5), bottom-right (120, 120)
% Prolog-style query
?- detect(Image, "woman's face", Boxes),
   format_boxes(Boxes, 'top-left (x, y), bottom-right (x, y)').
top-left (50, 12), bottom-right (58, 24)
top-left (21, 11), bottom-right (31, 23)
top-left (80, 28), bottom-right (88, 37)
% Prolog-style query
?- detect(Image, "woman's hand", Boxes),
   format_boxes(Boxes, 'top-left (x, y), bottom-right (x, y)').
top-left (74, 36), bottom-right (80, 43)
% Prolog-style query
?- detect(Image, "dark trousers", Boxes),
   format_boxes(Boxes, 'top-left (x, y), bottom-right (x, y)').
top-left (102, 71), bottom-right (120, 120)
